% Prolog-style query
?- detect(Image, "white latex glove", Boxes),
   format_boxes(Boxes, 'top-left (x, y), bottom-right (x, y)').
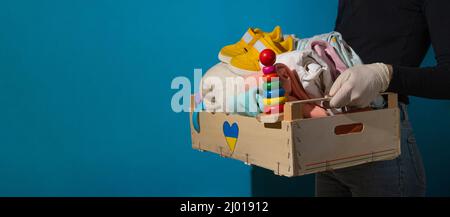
top-left (329, 63), bottom-right (392, 108)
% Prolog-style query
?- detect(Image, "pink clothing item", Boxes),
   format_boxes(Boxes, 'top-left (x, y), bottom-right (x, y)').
top-left (275, 63), bottom-right (328, 118)
top-left (310, 40), bottom-right (348, 81)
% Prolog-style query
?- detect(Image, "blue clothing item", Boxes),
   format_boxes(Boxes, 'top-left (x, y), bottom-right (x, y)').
top-left (297, 31), bottom-right (363, 68)
top-left (315, 103), bottom-right (426, 197)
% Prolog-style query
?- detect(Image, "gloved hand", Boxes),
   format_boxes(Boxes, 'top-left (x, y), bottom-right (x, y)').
top-left (329, 63), bottom-right (392, 108)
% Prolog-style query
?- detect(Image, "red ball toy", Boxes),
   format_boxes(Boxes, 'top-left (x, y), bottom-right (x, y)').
top-left (259, 49), bottom-right (276, 66)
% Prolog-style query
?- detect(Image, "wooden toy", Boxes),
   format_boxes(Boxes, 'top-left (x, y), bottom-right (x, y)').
top-left (259, 49), bottom-right (277, 66)
top-left (262, 81), bottom-right (281, 91)
top-left (264, 104), bottom-right (284, 114)
top-left (264, 88), bottom-right (285, 98)
top-left (259, 49), bottom-right (286, 123)
top-left (263, 96), bottom-right (287, 106)
top-left (190, 93), bottom-right (401, 177)
top-left (262, 73), bottom-right (279, 82)
top-left (262, 66), bottom-right (276, 74)
top-left (262, 73), bottom-right (278, 79)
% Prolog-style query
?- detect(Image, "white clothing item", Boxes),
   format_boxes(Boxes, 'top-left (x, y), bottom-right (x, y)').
top-left (200, 63), bottom-right (236, 112)
top-left (276, 49), bottom-right (334, 99)
top-left (200, 63), bottom-right (260, 112)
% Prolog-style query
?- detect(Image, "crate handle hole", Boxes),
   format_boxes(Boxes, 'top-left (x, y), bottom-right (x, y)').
top-left (334, 123), bottom-right (364, 135)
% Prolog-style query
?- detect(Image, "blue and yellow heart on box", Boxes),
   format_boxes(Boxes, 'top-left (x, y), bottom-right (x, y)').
top-left (222, 121), bottom-right (239, 153)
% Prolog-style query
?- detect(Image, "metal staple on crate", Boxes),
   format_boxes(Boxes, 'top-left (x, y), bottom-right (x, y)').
top-left (277, 162), bottom-right (280, 175)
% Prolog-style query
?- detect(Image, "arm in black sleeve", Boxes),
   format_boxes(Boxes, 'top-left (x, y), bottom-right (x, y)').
top-left (387, 0), bottom-right (450, 99)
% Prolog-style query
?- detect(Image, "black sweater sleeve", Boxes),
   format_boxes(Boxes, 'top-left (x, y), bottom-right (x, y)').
top-left (387, 0), bottom-right (450, 99)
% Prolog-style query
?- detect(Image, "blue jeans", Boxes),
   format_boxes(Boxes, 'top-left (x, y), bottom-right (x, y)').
top-left (315, 103), bottom-right (426, 197)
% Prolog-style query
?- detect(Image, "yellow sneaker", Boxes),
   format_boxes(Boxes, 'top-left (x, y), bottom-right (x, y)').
top-left (218, 26), bottom-right (282, 63)
top-left (229, 35), bottom-right (295, 74)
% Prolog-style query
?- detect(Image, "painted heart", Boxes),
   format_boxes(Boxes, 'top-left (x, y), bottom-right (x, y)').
top-left (223, 121), bottom-right (239, 153)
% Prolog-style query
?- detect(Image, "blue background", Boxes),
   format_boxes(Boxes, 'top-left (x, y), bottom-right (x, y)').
top-left (0, 0), bottom-right (449, 196)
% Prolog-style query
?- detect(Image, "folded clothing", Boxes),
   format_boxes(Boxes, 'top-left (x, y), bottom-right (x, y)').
top-left (287, 32), bottom-right (385, 109)
top-left (296, 31), bottom-right (363, 67)
top-left (275, 63), bottom-right (328, 118)
top-left (310, 40), bottom-right (348, 80)
top-left (276, 49), bottom-right (335, 100)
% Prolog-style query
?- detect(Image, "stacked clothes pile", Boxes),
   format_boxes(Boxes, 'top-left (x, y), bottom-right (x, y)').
top-left (197, 26), bottom-right (385, 118)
